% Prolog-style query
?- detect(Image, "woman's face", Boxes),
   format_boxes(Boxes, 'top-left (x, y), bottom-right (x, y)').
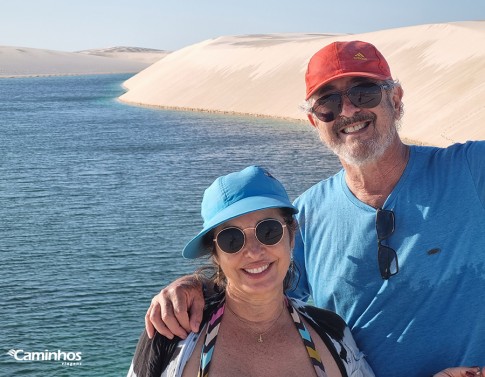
top-left (213, 208), bottom-right (292, 299)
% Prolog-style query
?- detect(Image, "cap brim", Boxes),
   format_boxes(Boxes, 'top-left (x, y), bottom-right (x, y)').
top-left (182, 195), bottom-right (298, 259)
top-left (305, 72), bottom-right (392, 100)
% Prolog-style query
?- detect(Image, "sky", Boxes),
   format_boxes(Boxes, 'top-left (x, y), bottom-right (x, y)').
top-left (1, 0), bottom-right (484, 52)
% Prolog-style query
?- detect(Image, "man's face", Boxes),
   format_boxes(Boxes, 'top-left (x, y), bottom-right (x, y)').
top-left (309, 76), bottom-right (403, 166)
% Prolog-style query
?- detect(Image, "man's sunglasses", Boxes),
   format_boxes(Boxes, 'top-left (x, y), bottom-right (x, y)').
top-left (311, 82), bottom-right (393, 122)
top-left (213, 218), bottom-right (286, 254)
top-left (376, 208), bottom-right (399, 280)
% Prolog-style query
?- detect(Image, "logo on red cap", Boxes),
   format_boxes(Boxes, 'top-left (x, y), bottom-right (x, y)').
top-left (353, 52), bottom-right (367, 61)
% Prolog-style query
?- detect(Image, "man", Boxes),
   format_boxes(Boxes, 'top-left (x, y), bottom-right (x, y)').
top-left (144, 41), bottom-right (485, 376)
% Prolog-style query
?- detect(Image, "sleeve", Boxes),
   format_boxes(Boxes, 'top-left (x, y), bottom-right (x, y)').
top-left (292, 299), bottom-right (375, 377)
top-left (126, 297), bottom-right (223, 377)
top-left (464, 140), bottom-right (485, 209)
top-left (128, 330), bottom-right (180, 377)
top-left (339, 327), bottom-right (376, 377)
top-left (127, 361), bottom-right (137, 377)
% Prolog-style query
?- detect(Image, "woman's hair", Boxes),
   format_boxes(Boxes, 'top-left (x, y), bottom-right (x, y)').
top-left (196, 208), bottom-right (300, 293)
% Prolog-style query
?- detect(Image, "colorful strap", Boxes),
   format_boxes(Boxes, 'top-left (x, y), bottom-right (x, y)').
top-left (286, 298), bottom-right (327, 377)
top-left (198, 302), bottom-right (225, 377)
top-left (198, 298), bottom-right (327, 377)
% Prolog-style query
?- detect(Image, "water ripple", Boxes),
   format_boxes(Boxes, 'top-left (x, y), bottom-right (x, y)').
top-left (0, 74), bottom-right (340, 376)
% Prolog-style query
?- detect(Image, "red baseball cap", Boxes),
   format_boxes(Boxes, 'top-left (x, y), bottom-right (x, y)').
top-left (305, 40), bottom-right (392, 100)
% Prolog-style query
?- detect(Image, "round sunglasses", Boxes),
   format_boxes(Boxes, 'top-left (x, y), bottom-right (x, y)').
top-left (311, 82), bottom-right (393, 122)
top-left (213, 218), bottom-right (287, 254)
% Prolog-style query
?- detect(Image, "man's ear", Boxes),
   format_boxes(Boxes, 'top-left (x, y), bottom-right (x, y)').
top-left (307, 114), bottom-right (316, 127)
top-left (392, 86), bottom-right (404, 118)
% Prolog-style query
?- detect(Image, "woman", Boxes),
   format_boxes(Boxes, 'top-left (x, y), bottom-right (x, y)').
top-left (127, 165), bottom-right (375, 377)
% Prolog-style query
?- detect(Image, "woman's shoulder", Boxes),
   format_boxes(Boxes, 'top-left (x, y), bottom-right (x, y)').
top-left (289, 297), bottom-right (347, 341)
top-left (289, 297), bottom-right (376, 377)
top-left (128, 293), bottom-right (225, 377)
top-left (128, 328), bottom-right (180, 377)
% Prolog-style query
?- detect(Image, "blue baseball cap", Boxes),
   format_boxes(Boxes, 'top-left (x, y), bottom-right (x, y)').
top-left (182, 166), bottom-right (298, 259)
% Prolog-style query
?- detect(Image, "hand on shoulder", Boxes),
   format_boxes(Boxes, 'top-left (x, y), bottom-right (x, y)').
top-left (434, 366), bottom-right (483, 377)
top-left (145, 274), bottom-right (206, 339)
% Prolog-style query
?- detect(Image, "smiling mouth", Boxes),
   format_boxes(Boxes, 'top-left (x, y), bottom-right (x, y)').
top-left (342, 121), bottom-right (370, 134)
top-left (244, 263), bottom-right (271, 275)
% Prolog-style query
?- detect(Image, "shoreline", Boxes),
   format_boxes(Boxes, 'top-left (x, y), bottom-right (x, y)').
top-left (116, 97), bottom-right (306, 124)
top-left (3, 22), bottom-right (484, 147)
top-left (0, 45), bottom-right (161, 78)
top-left (120, 22), bottom-right (485, 147)
top-left (117, 98), bottom-right (430, 147)
top-left (0, 71), bottom-right (139, 79)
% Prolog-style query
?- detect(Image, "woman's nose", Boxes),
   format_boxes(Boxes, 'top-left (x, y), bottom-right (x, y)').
top-left (242, 232), bottom-right (264, 256)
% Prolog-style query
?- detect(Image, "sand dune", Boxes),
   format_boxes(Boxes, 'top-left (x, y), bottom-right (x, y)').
top-left (76, 46), bottom-right (170, 64)
top-left (0, 46), bottom-right (167, 77)
top-left (120, 21), bottom-right (485, 147)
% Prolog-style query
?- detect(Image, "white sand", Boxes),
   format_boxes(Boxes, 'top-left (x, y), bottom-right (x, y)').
top-left (120, 21), bottom-right (485, 147)
top-left (0, 46), bottom-right (168, 77)
top-left (76, 47), bottom-right (170, 64)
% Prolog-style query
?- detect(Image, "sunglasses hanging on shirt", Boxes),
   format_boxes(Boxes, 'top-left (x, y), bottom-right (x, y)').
top-left (376, 208), bottom-right (399, 280)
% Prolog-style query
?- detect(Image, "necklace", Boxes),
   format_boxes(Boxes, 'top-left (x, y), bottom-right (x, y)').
top-left (225, 301), bottom-right (285, 343)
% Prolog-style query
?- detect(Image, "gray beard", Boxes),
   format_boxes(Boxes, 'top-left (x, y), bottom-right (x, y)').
top-left (320, 116), bottom-right (402, 166)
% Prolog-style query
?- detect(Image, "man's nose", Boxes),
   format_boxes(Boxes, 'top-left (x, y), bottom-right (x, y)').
top-left (340, 94), bottom-right (360, 118)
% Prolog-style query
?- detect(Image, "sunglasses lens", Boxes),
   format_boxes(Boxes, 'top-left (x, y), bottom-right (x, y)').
top-left (312, 94), bottom-right (342, 122)
top-left (378, 244), bottom-right (398, 279)
top-left (376, 209), bottom-right (395, 240)
top-left (216, 228), bottom-right (245, 253)
top-left (256, 219), bottom-right (284, 245)
top-left (348, 83), bottom-right (382, 109)
top-left (376, 208), bottom-right (398, 279)
top-left (216, 219), bottom-right (285, 254)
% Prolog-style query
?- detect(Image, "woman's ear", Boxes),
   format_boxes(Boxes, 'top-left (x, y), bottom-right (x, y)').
top-left (290, 218), bottom-right (298, 250)
top-left (289, 231), bottom-right (295, 251)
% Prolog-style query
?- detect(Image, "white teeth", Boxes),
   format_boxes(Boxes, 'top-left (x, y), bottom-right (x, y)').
top-left (343, 123), bottom-right (366, 133)
top-left (245, 264), bottom-right (270, 274)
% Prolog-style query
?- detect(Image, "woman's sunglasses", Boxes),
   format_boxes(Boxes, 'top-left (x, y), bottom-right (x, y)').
top-left (213, 218), bottom-right (287, 254)
top-left (311, 82), bottom-right (393, 122)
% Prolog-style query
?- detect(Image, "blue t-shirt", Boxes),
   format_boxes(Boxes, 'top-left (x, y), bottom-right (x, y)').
top-left (291, 141), bottom-right (485, 377)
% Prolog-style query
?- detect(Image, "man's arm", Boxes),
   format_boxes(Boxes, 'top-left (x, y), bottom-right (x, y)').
top-left (145, 274), bottom-right (207, 339)
top-left (433, 367), bottom-right (483, 377)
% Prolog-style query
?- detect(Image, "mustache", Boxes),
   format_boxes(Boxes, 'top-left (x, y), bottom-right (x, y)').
top-left (333, 113), bottom-right (376, 131)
